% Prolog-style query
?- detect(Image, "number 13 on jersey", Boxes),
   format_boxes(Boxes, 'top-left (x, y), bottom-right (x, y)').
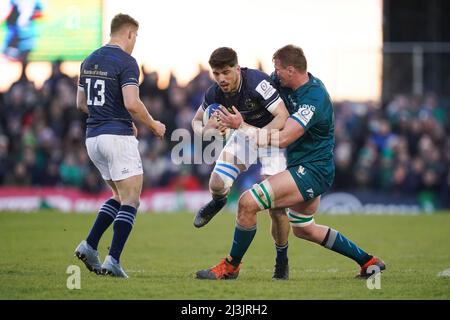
top-left (85, 78), bottom-right (105, 106)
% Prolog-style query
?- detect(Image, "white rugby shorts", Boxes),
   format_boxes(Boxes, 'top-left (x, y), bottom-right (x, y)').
top-left (221, 129), bottom-right (286, 176)
top-left (86, 134), bottom-right (143, 181)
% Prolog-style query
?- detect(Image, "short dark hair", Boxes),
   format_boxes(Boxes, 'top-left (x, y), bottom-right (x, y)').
top-left (273, 45), bottom-right (307, 72)
top-left (110, 13), bottom-right (139, 34)
top-left (208, 47), bottom-right (238, 69)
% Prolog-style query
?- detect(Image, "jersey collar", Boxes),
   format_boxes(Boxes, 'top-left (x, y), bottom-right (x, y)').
top-left (104, 44), bottom-right (122, 50)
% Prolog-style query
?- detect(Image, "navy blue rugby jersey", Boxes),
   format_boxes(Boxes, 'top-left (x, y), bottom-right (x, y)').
top-left (78, 44), bottom-right (139, 138)
top-left (201, 68), bottom-right (281, 128)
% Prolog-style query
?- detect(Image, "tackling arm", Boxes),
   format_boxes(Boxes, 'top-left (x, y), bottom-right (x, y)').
top-left (267, 117), bottom-right (304, 148)
top-left (218, 99), bottom-right (288, 134)
top-left (218, 102), bottom-right (304, 148)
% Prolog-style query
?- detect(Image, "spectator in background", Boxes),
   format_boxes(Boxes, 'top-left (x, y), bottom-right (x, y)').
top-left (42, 59), bottom-right (72, 97)
top-left (5, 162), bottom-right (31, 186)
top-left (0, 135), bottom-right (10, 184)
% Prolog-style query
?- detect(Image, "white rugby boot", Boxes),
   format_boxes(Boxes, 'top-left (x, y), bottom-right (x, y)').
top-left (101, 255), bottom-right (128, 278)
top-left (74, 240), bottom-right (102, 274)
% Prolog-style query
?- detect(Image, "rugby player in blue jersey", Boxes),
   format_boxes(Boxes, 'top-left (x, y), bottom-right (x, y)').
top-left (191, 47), bottom-right (291, 279)
top-left (196, 45), bottom-right (385, 280)
top-left (74, 14), bottom-right (166, 278)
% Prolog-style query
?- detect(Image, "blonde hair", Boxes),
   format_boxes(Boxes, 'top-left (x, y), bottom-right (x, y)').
top-left (110, 13), bottom-right (139, 34)
top-left (273, 45), bottom-right (307, 72)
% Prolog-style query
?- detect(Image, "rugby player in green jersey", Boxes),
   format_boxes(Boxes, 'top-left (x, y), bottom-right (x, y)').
top-left (195, 45), bottom-right (385, 280)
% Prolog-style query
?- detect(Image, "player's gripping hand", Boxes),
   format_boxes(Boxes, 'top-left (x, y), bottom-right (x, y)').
top-left (217, 122), bottom-right (229, 137)
top-left (204, 112), bottom-right (221, 131)
top-left (218, 106), bottom-right (243, 129)
top-left (150, 120), bottom-right (166, 139)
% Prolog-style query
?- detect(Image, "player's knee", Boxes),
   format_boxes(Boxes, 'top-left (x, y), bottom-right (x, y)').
top-left (237, 191), bottom-right (258, 217)
top-left (248, 180), bottom-right (275, 211)
top-left (209, 173), bottom-right (228, 195)
top-left (293, 227), bottom-right (306, 239)
top-left (120, 196), bottom-right (140, 209)
top-left (210, 162), bottom-right (241, 196)
top-left (237, 193), bottom-right (258, 227)
top-left (292, 226), bottom-right (315, 240)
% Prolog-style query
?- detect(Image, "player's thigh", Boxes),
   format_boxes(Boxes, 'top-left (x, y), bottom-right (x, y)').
top-left (249, 170), bottom-right (304, 211)
top-left (287, 164), bottom-right (333, 203)
top-left (267, 170), bottom-right (305, 207)
top-left (96, 135), bottom-right (143, 200)
top-left (259, 147), bottom-right (287, 176)
top-left (85, 136), bottom-right (111, 180)
top-left (100, 135), bottom-right (143, 182)
top-left (289, 196), bottom-right (321, 216)
top-left (219, 129), bottom-right (257, 168)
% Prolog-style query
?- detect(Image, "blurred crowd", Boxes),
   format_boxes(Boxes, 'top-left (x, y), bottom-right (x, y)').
top-left (333, 95), bottom-right (449, 209)
top-left (0, 61), bottom-right (449, 209)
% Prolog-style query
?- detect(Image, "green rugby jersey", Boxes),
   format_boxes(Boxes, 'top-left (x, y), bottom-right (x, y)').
top-left (272, 73), bottom-right (335, 168)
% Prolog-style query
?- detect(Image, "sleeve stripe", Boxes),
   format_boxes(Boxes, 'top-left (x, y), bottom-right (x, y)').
top-left (121, 83), bottom-right (139, 88)
top-left (266, 96), bottom-right (282, 114)
top-left (264, 93), bottom-right (280, 108)
top-left (290, 115), bottom-right (306, 129)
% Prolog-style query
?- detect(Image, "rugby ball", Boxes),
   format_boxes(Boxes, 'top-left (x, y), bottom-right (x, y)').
top-left (203, 103), bottom-right (233, 140)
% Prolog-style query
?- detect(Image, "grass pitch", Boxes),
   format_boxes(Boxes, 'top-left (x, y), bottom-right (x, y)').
top-left (0, 210), bottom-right (449, 299)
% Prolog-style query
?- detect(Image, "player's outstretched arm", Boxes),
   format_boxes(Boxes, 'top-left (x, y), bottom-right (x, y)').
top-left (122, 85), bottom-right (166, 138)
top-left (76, 87), bottom-right (89, 114)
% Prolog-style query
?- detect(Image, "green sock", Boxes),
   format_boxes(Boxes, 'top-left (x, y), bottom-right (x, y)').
top-left (229, 223), bottom-right (257, 266)
top-left (322, 228), bottom-right (372, 266)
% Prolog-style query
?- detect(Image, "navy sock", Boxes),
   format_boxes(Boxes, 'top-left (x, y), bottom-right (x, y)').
top-left (275, 242), bottom-right (289, 263)
top-left (322, 228), bottom-right (372, 266)
top-left (229, 223), bottom-right (257, 266)
top-left (86, 198), bottom-right (121, 250)
top-left (109, 205), bottom-right (137, 262)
